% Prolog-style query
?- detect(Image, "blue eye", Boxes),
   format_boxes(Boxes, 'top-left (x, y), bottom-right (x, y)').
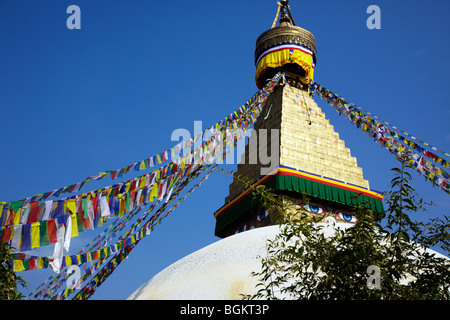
top-left (336, 212), bottom-right (357, 223)
top-left (235, 224), bottom-right (249, 234)
top-left (257, 210), bottom-right (269, 222)
top-left (305, 204), bottom-right (325, 214)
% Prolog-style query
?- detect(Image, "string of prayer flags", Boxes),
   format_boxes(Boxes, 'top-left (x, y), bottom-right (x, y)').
top-left (27, 163), bottom-right (214, 301)
top-left (310, 81), bottom-right (450, 161)
top-left (26, 205), bottom-right (146, 299)
top-left (1, 72), bottom-right (282, 233)
top-left (1, 72), bottom-right (283, 212)
top-left (27, 127), bottom-right (235, 299)
top-left (0, 72), bottom-right (282, 235)
top-left (12, 72), bottom-right (282, 301)
top-left (25, 156), bottom-right (214, 298)
top-left (70, 165), bottom-right (216, 300)
top-left (310, 81), bottom-right (450, 196)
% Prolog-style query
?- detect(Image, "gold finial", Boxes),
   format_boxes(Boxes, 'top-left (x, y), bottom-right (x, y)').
top-left (271, 0), bottom-right (296, 28)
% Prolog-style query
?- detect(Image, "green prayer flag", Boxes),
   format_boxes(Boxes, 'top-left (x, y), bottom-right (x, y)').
top-left (39, 220), bottom-right (50, 247)
top-left (82, 198), bottom-right (88, 219)
top-left (10, 200), bottom-right (23, 212)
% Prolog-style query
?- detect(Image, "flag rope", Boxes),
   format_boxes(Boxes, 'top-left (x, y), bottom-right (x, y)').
top-left (310, 81), bottom-right (450, 195)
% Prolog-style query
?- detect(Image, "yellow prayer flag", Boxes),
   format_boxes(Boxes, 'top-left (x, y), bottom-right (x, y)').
top-left (37, 257), bottom-right (44, 269)
top-left (138, 176), bottom-right (146, 189)
top-left (64, 288), bottom-right (70, 298)
top-left (119, 196), bottom-right (125, 217)
top-left (149, 183), bottom-right (158, 202)
top-left (70, 213), bottom-right (79, 238)
top-left (0, 202), bottom-right (5, 219)
top-left (125, 182), bottom-right (132, 194)
top-left (14, 260), bottom-right (25, 272)
top-left (13, 209), bottom-right (21, 226)
top-left (66, 199), bottom-right (77, 214)
top-left (31, 222), bottom-right (40, 249)
top-left (156, 169), bottom-right (161, 181)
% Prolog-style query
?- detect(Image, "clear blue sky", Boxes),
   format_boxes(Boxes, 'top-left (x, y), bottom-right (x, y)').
top-left (1, 0), bottom-right (449, 300)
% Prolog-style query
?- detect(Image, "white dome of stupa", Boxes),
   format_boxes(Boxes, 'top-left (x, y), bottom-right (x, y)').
top-left (127, 223), bottom-right (352, 300)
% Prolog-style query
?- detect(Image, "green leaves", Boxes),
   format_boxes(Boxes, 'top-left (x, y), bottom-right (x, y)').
top-left (244, 158), bottom-right (450, 300)
top-left (0, 241), bottom-right (28, 300)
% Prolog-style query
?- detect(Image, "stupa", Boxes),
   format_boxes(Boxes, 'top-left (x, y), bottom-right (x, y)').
top-left (128, 0), bottom-right (384, 300)
top-left (214, 0), bottom-right (383, 238)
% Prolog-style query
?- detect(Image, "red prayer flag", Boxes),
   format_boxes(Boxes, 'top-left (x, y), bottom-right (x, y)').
top-left (6, 210), bottom-right (14, 226)
top-left (92, 196), bottom-right (98, 218)
top-left (27, 202), bottom-right (40, 223)
top-left (28, 258), bottom-right (37, 271)
top-left (1, 226), bottom-right (13, 242)
top-left (48, 219), bottom-right (57, 244)
top-left (111, 170), bottom-right (118, 180)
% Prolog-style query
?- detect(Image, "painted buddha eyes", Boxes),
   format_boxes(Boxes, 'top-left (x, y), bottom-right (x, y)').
top-left (336, 212), bottom-right (358, 223)
top-left (304, 204), bottom-right (325, 214)
top-left (235, 223), bottom-right (249, 234)
top-left (257, 210), bottom-right (269, 222)
top-left (296, 202), bottom-right (358, 224)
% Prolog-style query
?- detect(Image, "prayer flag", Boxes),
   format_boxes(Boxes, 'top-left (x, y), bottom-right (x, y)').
top-left (155, 153), bottom-right (162, 164)
top-left (66, 199), bottom-right (77, 214)
top-left (40, 220), bottom-right (49, 247)
top-left (55, 200), bottom-right (64, 217)
top-left (14, 260), bottom-right (25, 272)
top-left (1, 226), bottom-right (13, 242)
top-left (100, 196), bottom-right (110, 217)
top-left (21, 224), bottom-right (32, 251)
top-left (13, 208), bottom-right (22, 226)
top-left (48, 219), bottom-right (57, 244)
top-left (149, 183), bottom-right (158, 202)
top-left (0, 205), bottom-right (8, 227)
top-left (111, 170), bottom-right (118, 180)
top-left (92, 196), bottom-right (98, 218)
top-left (77, 211), bottom-right (86, 232)
top-left (43, 200), bottom-right (54, 221)
top-left (11, 225), bottom-right (22, 252)
top-left (10, 201), bottom-right (23, 213)
top-left (82, 197), bottom-right (88, 219)
top-left (31, 222), bottom-right (40, 249)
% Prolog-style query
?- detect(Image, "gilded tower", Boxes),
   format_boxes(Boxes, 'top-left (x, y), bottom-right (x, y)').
top-left (214, 1), bottom-right (384, 238)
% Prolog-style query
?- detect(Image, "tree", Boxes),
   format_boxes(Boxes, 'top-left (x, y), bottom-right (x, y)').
top-left (243, 159), bottom-right (450, 299)
top-left (0, 241), bottom-right (28, 300)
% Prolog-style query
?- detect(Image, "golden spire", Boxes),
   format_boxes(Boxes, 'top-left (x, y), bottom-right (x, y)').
top-left (271, 0), bottom-right (296, 28)
top-left (254, 0), bottom-right (317, 89)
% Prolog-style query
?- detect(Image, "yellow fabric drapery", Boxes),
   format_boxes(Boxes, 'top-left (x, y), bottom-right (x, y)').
top-left (255, 44), bottom-right (315, 87)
